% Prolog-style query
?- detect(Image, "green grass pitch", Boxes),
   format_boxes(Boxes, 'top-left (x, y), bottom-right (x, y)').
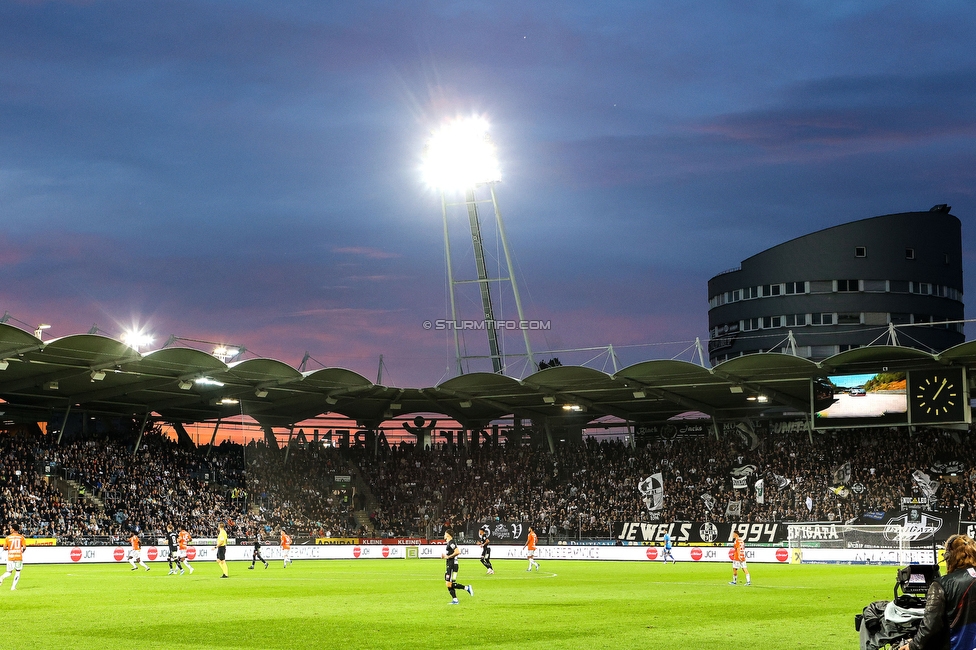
top-left (3, 559), bottom-right (892, 649)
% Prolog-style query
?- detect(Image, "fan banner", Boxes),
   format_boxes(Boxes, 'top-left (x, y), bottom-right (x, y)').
top-left (613, 521), bottom-right (785, 544)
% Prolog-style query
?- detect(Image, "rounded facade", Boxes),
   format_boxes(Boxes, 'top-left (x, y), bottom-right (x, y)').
top-left (707, 207), bottom-right (964, 364)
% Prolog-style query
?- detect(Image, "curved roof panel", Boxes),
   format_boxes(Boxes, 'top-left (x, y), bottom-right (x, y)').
top-left (936, 340), bottom-right (976, 366)
top-left (713, 353), bottom-right (819, 381)
top-left (523, 366), bottom-right (615, 392)
top-left (438, 372), bottom-right (523, 396)
top-left (0, 324), bottom-right (42, 357)
top-left (225, 358), bottom-right (303, 384)
top-left (615, 360), bottom-right (715, 386)
top-left (32, 334), bottom-right (141, 368)
top-left (822, 345), bottom-right (935, 374)
top-left (130, 347), bottom-right (228, 376)
top-left (301, 367), bottom-right (373, 391)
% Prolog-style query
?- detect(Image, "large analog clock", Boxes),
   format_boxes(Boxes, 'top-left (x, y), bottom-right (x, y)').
top-left (910, 368), bottom-right (967, 424)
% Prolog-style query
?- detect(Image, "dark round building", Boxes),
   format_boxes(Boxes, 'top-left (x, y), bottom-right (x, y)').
top-left (707, 206), bottom-right (964, 364)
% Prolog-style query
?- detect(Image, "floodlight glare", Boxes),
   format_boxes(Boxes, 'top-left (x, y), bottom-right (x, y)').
top-left (121, 330), bottom-right (154, 351)
top-left (422, 117), bottom-right (501, 191)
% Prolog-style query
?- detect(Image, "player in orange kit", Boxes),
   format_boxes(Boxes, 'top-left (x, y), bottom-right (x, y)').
top-left (178, 528), bottom-right (194, 574)
top-left (729, 531), bottom-right (751, 586)
top-left (280, 529), bottom-right (292, 568)
top-left (1, 523), bottom-right (26, 590)
top-left (128, 532), bottom-right (150, 571)
top-left (522, 526), bottom-right (540, 572)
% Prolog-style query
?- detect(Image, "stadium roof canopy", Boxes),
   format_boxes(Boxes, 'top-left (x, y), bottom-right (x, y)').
top-left (0, 323), bottom-right (969, 430)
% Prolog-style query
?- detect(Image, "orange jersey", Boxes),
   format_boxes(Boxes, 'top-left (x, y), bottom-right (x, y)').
top-left (4, 532), bottom-right (25, 562)
top-left (178, 531), bottom-right (191, 551)
top-left (732, 537), bottom-right (745, 562)
top-left (129, 534), bottom-right (141, 551)
top-left (527, 531), bottom-right (537, 551)
top-left (280, 533), bottom-right (292, 549)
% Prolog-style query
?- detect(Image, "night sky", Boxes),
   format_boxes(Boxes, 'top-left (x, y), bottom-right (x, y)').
top-left (2, 1), bottom-right (975, 387)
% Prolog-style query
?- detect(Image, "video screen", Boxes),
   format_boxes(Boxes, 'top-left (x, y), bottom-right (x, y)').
top-left (813, 372), bottom-right (908, 428)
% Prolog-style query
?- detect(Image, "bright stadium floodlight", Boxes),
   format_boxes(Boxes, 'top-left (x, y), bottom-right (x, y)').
top-left (121, 330), bottom-right (154, 352)
top-left (422, 117), bottom-right (501, 192)
top-left (425, 116), bottom-right (536, 378)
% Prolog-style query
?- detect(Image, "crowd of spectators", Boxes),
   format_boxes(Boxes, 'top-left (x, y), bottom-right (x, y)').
top-left (351, 426), bottom-right (976, 538)
top-left (2, 424), bottom-right (975, 541)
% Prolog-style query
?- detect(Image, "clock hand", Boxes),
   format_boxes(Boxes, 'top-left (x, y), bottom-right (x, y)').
top-left (932, 378), bottom-right (948, 400)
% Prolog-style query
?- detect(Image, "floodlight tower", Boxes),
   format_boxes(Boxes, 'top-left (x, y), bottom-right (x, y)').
top-left (423, 118), bottom-right (535, 376)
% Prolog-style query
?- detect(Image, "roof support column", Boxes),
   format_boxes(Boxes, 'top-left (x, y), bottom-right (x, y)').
top-left (56, 403), bottom-right (72, 445)
top-left (132, 411), bottom-right (150, 456)
top-left (205, 418), bottom-right (221, 459)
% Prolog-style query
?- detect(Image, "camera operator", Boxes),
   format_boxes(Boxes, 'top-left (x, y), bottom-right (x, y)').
top-left (898, 534), bottom-right (976, 650)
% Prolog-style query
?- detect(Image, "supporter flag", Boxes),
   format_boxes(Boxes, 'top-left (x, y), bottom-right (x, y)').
top-left (831, 461), bottom-right (852, 486)
top-left (828, 485), bottom-right (850, 498)
top-left (911, 470), bottom-right (940, 498)
top-left (638, 473), bottom-right (665, 511)
top-left (732, 476), bottom-right (748, 490)
top-left (734, 421), bottom-right (760, 451)
top-left (725, 500), bottom-right (742, 517)
top-left (701, 493), bottom-right (716, 512)
top-left (755, 478), bottom-right (765, 504)
top-left (772, 473), bottom-right (791, 489)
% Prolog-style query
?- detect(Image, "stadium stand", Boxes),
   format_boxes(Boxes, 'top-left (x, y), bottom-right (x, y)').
top-left (3, 424), bottom-right (973, 543)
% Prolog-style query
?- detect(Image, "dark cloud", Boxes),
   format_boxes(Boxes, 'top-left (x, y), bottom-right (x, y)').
top-left (1, 1), bottom-right (975, 385)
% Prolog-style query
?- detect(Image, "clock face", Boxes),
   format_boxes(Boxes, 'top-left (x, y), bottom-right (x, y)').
top-left (910, 369), bottom-right (967, 424)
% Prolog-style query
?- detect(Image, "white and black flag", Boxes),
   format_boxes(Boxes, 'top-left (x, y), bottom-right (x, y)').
top-left (726, 500), bottom-right (742, 517)
top-left (755, 478), bottom-right (765, 504)
top-left (912, 470), bottom-right (940, 499)
top-left (831, 461), bottom-right (852, 486)
top-left (701, 493), bottom-right (717, 512)
top-left (638, 473), bottom-right (665, 511)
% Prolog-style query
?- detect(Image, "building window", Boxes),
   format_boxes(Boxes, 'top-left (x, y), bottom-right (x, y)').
top-left (809, 280), bottom-right (833, 293)
top-left (911, 282), bottom-right (932, 295)
top-left (906, 248), bottom-right (915, 260)
top-left (890, 313), bottom-right (911, 325)
top-left (862, 279), bottom-right (886, 292)
top-left (855, 247), bottom-right (866, 258)
top-left (837, 313), bottom-right (861, 325)
top-left (762, 316), bottom-right (782, 329)
top-left (784, 281), bottom-right (805, 294)
top-left (889, 280), bottom-right (910, 293)
top-left (811, 345), bottom-right (838, 358)
top-left (785, 313), bottom-right (807, 327)
top-left (837, 279), bottom-right (859, 292)
top-left (746, 286), bottom-right (759, 299)
top-left (912, 314), bottom-right (931, 325)
top-left (811, 313), bottom-right (834, 326)
top-left (839, 344), bottom-right (862, 352)
top-left (761, 284), bottom-right (782, 297)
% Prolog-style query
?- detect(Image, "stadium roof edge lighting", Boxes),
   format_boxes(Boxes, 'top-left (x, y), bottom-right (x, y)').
top-left (0, 321), bottom-right (969, 428)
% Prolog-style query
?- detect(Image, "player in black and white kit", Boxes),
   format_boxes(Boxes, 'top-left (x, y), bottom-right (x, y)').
top-left (477, 525), bottom-right (494, 575)
top-left (249, 532), bottom-right (269, 569)
top-left (165, 524), bottom-right (184, 575)
top-left (442, 529), bottom-right (473, 605)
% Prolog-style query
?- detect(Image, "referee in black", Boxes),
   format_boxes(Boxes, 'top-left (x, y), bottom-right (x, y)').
top-left (477, 525), bottom-right (494, 574)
